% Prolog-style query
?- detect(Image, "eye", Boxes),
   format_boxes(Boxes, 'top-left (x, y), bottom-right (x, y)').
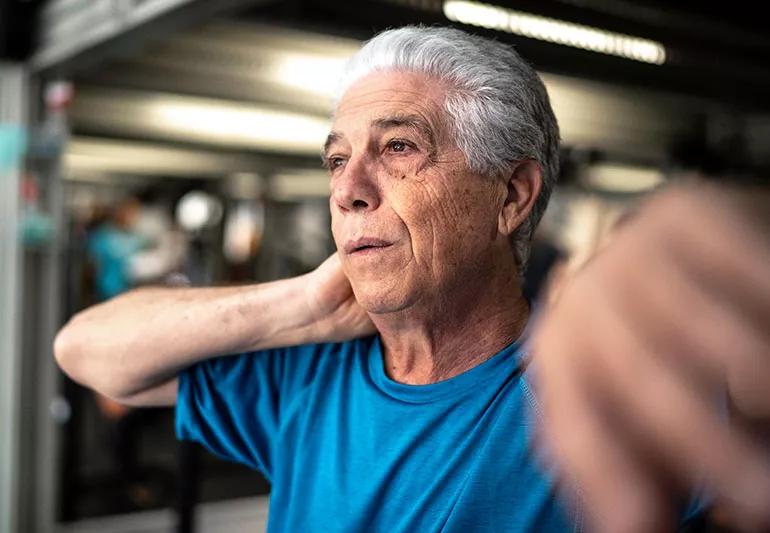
top-left (325, 156), bottom-right (346, 172)
top-left (386, 139), bottom-right (413, 154)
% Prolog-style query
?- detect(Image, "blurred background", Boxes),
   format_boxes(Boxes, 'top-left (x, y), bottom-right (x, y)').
top-left (1, 0), bottom-right (768, 532)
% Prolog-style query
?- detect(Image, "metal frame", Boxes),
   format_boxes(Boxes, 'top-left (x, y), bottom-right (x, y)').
top-left (31, 0), bottom-right (274, 76)
top-left (0, 61), bottom-right (28, 533)
top-left (0, 62), bottom-right (63, 533)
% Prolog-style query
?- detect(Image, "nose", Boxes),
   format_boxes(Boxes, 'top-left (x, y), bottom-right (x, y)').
top-left (331, 156), bottom-right (381, 213)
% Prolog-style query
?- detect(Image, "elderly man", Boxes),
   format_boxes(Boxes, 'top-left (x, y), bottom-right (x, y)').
top-left (55, 26), bottom-right (770, 532)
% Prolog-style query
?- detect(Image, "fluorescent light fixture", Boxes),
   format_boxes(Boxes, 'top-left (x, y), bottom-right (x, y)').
top-left (63, 137), bottom-right (267, 177)
top-left (272, 53), bottom-right (350, 98)
top-left (585, 163), bottom-right (664, 193)
top-left (70, 88), bottom-right (332, 155)
top-left (149, 97), bottom-right (330, 155)
top-left (443, 0), bottom-right (666, 65)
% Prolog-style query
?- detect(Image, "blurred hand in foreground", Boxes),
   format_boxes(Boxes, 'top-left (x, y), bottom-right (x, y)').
top-left (532, 184), bottom-right (770, 533)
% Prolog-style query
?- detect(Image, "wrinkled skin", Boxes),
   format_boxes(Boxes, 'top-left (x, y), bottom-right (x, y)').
top-left (326, 71), bottom-right (512, 315)
top-left (322, 70), bottom-right (538, 385)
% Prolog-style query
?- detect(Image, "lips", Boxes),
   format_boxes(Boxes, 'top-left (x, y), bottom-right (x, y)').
top-left (344, 237), bottom-right (393, 255)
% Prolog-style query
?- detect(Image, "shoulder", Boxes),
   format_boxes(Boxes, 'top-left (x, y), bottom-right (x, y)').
top-left (194, 336), bottom-right (374, 389)
top-left (275, 335), bottom-right (375, 382)
top-left (178, 337), bottom-right (376, 429)
top-left (515, 346), bottom-right (543, 413)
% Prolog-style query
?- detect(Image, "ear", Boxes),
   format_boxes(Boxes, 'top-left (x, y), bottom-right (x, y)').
top-left (498, 160), bottom-right (543, 237)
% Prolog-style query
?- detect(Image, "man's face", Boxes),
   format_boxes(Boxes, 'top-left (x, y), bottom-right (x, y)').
top-left (326, 71), bottom-right (508, 314)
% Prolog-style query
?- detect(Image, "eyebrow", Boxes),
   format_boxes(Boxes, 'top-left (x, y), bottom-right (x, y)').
top-left (322, 131), bottom-right (342, 161)
top-left (372, 114), bottom-right (436, 153)
top-left (322, 114), bottom-right (437, 160)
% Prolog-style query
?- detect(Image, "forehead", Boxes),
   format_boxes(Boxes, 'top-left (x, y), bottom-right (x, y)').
top-left (332, 70), bottom-right (447, 134)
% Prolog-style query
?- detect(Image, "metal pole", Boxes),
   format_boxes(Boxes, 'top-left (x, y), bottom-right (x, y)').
top-left (0, 61), bottom-right (28, 533)
top-left (29, 78), bottom-right (67, 533)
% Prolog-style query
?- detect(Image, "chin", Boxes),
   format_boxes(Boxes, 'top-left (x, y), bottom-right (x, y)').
top-left (352, 281), bottom-right (416, 315)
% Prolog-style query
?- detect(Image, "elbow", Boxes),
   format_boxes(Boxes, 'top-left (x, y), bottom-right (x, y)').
top-left (53, 318), bottom-right (86, 383)
top-left (53, 315), bottom-right (140, 403)
top-left (54, 315), bottom-right (103, 390)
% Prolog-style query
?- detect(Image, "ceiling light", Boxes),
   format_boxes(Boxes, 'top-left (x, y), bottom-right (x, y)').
top-left (272, 53), bottom-right (351, 99)
top-left (585, 163), bottom-right (664, 193)
top-left (176, 191), bottom-right (223, 232)
top-left (149, 97), bottom-right (330, 154)
top-left (443, 0), bottom-right (666, 65)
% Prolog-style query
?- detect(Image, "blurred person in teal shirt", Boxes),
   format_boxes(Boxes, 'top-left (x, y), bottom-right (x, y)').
top-left (87, 197), bottom-right (147, 301)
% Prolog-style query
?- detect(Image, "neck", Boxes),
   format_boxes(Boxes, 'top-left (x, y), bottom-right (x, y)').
top-left (370, 259), bottom-right (529, 385)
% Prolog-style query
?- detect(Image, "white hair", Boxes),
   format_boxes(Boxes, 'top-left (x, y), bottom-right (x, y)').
top-left (334, 26), bottom-right (560, 271)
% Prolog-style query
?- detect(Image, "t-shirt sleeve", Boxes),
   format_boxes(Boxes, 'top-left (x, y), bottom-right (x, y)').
top-left (175, 348), bottom-right (290, 479)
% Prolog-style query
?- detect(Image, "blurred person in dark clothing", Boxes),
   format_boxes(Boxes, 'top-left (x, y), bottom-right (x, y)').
top-left (56, 26), bottom-right (770, 533)
top-left (522, 231), bottom-right (567, 304)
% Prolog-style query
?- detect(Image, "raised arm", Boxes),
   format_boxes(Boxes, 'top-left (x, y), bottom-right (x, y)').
top-left (54, 254), bottom-right (373, 407)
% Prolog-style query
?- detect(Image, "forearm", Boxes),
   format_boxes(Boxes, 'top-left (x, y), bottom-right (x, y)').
top-left (54, 275), bottom-right (318, 401)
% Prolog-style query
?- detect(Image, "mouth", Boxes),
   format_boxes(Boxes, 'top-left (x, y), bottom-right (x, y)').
top-left (345, 238), bottom-right (394, 255)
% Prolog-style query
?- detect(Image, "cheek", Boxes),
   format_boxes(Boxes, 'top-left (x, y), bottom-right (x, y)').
top-left (385, 180), bottom-right (433, 237)
top-left (393, 176), bottom-right (500, 260)
top-left (381, 151), bottom-right (431, 179)
top-left (330, 203), bottom-right (343, 246)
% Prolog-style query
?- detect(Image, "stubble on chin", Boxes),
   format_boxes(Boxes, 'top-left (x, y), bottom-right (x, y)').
top-left (351, 272), bottom-right (416, 315)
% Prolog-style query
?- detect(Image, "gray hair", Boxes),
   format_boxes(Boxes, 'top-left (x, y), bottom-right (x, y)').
top-left (334, 26), bottom-right (560, 271)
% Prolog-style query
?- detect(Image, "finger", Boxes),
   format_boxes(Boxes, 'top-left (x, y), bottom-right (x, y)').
top-left (535, 335), bottom-right (675, 533)
top-left (608, 233), bottom-right (770, 414)
top-left (316, 252), bottom-right (344, 279)
top-left (655, 189), bottom-right (770, 330)
top-left (590, 297), bottom-right (770, 531)
top-left (594, 216), bottom-right (770, 420)
top-left (660, 200), bottom-right (770, 420)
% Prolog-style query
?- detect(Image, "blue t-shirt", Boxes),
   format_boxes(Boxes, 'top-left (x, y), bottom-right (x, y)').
top-left (176, 335), bottom-right (579, 532)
